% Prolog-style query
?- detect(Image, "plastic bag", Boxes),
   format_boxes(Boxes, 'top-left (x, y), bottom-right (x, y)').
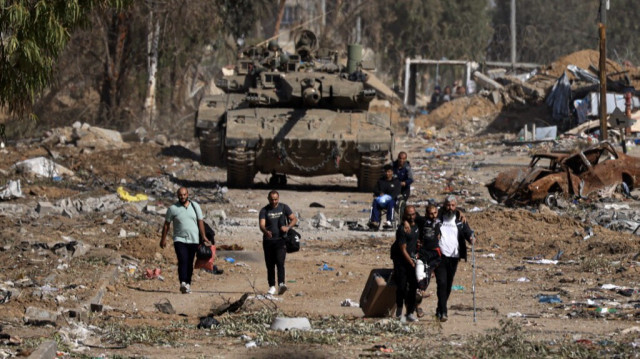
top-left (195, 245), bottom-right (216, 271)
top-left (196, 244), bottom-right (213, 260)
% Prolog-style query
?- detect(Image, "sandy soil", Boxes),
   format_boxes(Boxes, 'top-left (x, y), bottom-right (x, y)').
top-left (1, 131), bottom-right (640, 358)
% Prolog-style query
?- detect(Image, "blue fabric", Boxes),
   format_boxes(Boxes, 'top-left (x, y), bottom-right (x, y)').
top-left (370, 198), bottom-right (395, 223)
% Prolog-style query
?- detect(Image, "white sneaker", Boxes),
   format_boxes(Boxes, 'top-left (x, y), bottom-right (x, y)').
top-left (184, 283), bottom-right (191, 294)
top-left (383, 220), bottom-right (392, 228)
top-left (180, 282), bottom-right (188, 294)
top-left (406, 313), bottom-right (418, 322)
top-left (278, 283), bottom-right (288, 295)
top-left (267, 286), bottom-right (277, 295)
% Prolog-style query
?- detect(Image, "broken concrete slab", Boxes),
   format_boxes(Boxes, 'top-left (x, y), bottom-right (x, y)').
top-left (13, 157), bottom-right (74, 179)
top-left (24, 307), bottom-right (58, 326)
top-left (26, 340), bottom-right (57, 359)
top-left (312, 212), bottom-right (330, 228)
top-left (36, 202), bottom-right (60, 216)
top-left (0, 180), bottom-right (23, 200)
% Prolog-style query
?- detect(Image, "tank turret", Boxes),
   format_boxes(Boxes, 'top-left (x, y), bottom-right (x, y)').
top-left (195, 30), bottom-right (393, 190)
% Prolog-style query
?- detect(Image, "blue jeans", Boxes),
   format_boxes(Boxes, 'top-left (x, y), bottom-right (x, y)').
top-left (369, 199), bottom-right (395, 223)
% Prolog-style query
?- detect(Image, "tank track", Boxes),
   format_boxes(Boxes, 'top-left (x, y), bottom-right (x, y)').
top-left (358, 153), bottom-right (387, 192)
top-left (226, 147), bottom-right (256, 188)
top-left (199, 132), bottom-right (224, 167)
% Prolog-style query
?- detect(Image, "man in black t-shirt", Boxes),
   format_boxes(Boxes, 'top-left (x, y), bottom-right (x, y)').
top-left (390, 205), bottom-right (420, 322)
top-left (259, 190), bottom-right (297, 296)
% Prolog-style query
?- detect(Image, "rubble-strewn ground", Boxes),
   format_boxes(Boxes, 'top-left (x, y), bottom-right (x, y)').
top-left (1, 125), bottom-right (640, 358)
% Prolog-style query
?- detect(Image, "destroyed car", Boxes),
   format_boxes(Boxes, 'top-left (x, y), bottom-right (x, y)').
top-left (486, 142), bottom-right (640, 205)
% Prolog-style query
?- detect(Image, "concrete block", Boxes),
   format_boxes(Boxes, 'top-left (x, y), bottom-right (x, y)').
top-left (24, 306), bottom-right (58, 326)
top-left (36, 202), bottom-right (59, 216)
top-left (329, 219), bottom-right (344, 229)
top-left (27, 340), bottom-right (57, 359)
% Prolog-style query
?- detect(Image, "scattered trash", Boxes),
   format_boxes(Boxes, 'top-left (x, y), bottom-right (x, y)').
top-left (582, 227), bottom-right (594, 240)
top-left (617, 288), bottom-right (637, 297)
top-left (538, 294), bottom-right (562, 303)
top-left (203, 265), bottom-right (224, 275)
top-left (480, 253), bottom-right (496, 258)
top-left (224, 257), bottom-right (236, 263)
top-left (319, 263), bottom-right (334, 271)
top-left (145, 268), bottom-right (163, 280)
top-left (247, 294), bottom-right (283, 301)
top-left (601, 284), bottom-right (621, 290)
top-left (197, 316), bottom-right (220, 329)
top-left (341, 299), bottom-right (359, 307)
top-left (126, 265), bottom-right (137, 276)
top-left (117, 186), bottom-right (149, 202)
top-left (372, 344), bottom-right (394, 353)
top-left (516, 277), bottom-right (530, 282)
top-left (507, 312), bottom-right (523, 318)
top-left (0, 289), bottom-right (11, 304)
top-left (425, 147), bottom-right (436, 153)
top-left (452, 285), bottom-right (464, 291)
top-left (552, 250), bottom-right (564, 261)
top-left (595, 307), bottom-right (617, 314)
top-left (525, 259), bottom-right (558, 265)
top-left (245, 341), bottom-right (257, 348)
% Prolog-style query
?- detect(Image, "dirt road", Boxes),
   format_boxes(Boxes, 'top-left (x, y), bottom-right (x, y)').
top-left (1, 134), bottom-right (639, 358)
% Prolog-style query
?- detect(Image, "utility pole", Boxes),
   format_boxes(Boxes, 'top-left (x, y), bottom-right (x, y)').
top-left (510, 0), bottom-right (516, 71)
top-left (356, 0), bottom-right (362, 43)
top-left (599, 0), bottom-right (608, 141)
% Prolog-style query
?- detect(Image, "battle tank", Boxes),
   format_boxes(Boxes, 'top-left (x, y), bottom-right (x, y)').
top-left (195, 30), bottom-right (393, 191)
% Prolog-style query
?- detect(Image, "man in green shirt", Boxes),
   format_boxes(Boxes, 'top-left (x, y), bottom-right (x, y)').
top-left (160, 187), bottom-right (209, 294)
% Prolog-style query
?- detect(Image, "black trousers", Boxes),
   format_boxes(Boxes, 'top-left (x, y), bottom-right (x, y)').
top-left (393, 259), bottom-right (418, 316)
top-left (434, 255), bottom-right (460, 316)
top-left (263, 239), bottom-right (286, 287)
top-left (174, 241), bottom-right (199, 285)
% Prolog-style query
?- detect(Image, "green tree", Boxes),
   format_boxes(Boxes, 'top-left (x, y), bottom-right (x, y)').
top-left (362, 0), bottom-right (492, 85)
top-left (488, 0), bottom-right (598, 65)
top-left (0, 0), bottom-right (128, 117)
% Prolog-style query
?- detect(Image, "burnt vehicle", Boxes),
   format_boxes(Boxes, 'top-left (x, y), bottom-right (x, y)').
top-left (195, 30), bottom-right (393, 191)
top-left (486, 142), bottom-right (640, 205)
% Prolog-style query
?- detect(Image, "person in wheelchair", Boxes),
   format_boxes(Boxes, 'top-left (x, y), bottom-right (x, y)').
top-left (368, 165), bottom-right (401, 230)
top-left (392, 151), bottom-right (414, 200)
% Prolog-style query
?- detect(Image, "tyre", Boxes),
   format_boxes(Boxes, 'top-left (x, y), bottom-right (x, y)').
top-left (357, 153), bottom-right (386, 192)
top-left (199, 131), bottom-right (224, 167)
top-left (226, 147), bottom-right (256, 188)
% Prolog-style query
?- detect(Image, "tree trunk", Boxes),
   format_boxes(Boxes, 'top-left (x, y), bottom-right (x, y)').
top-left (273, 0), bottom-right (287, 37)
top-left (143, 8), bottom-right (160, 128)
top-left (99, 11), bottom-right (129, 126)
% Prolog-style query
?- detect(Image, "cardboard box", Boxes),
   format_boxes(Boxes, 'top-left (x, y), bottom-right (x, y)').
top-left (359, 268), bottom-right (396, 317)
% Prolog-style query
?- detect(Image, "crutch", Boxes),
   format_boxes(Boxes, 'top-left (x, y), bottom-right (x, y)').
top-left (472, 238), bottom-right (477, 323)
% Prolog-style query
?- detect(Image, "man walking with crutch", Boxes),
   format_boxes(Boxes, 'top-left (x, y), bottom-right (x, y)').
top-left (434, 195), bottom-right (476, 322)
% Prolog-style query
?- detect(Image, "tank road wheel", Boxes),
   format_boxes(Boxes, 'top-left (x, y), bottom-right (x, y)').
top-left (358, 153), bottom-right (386, 192)
top-left (226, 147), bottom-right (256, 188)
top-left (199, 132), bottom-right (224, 167)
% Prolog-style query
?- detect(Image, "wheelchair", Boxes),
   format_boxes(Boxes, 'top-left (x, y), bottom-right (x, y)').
top-left (368, 195), bottom-right (407, 231)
